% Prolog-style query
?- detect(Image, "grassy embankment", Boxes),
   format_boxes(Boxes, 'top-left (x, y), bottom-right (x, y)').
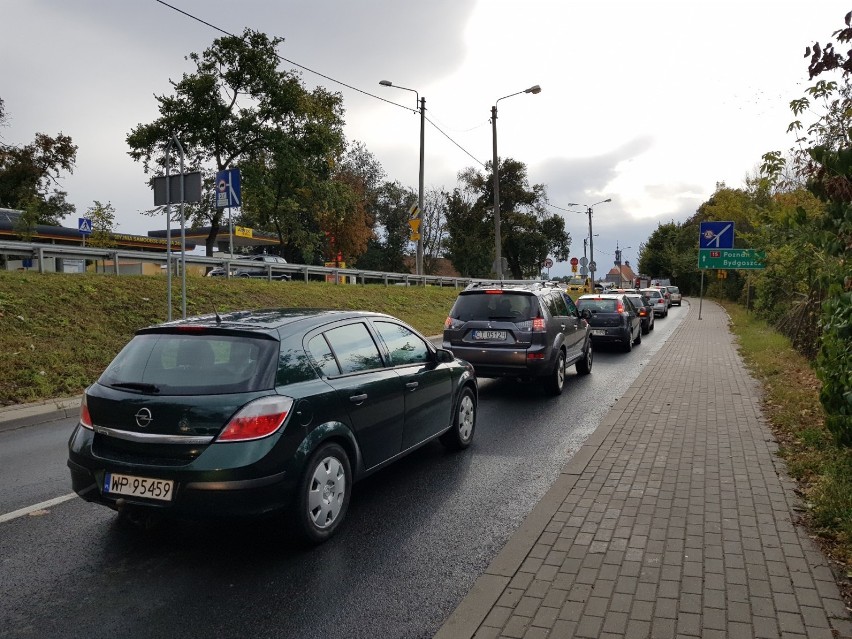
top-left (0, 271), bottom-right (459, 406)
top-left (723, 301), bottom-right (852, 573)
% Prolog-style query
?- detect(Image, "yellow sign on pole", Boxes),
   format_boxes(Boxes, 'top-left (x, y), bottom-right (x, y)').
top-left (409, 216), bottom-right (421, 242)
top-left (235, 226), bottom-right (253, 238)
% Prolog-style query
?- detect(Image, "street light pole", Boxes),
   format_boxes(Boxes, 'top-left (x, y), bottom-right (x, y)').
top-left (491, 84), bottom-right (541, 279)
top-left (417, 95), bottom-right (425, 277)
top-left (379, 80), bottom-right (425, 276)
top-left (585, 199), bottom-right (611, 286)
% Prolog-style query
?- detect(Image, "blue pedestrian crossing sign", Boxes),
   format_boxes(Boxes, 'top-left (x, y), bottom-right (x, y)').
top-left (699, 221), bottom-right (734, 249)
top-left (78, 218), bottom-right (93, 235)
top-left (215, 168), bottom-right (241, 208)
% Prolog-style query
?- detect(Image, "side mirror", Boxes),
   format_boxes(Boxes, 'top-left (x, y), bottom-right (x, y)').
top-left (435, 348), bottom-right (454, 363)
top-left (580, 309), bottom-right (592, 320)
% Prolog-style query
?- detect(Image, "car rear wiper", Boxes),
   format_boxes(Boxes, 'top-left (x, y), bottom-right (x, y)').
top-left (109, 382), bottom-right (161, 394)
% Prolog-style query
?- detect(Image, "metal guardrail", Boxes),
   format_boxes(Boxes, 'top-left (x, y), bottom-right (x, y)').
top-left (0, 240), bottom-right (475, 288)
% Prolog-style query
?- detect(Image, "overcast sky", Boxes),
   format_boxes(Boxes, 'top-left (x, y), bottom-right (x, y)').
top-left (2, 0), bottom-right (845, 277)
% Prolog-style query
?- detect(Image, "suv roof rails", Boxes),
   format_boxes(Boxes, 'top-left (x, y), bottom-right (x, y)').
top-left (464, 280), bottom-right (562, 291)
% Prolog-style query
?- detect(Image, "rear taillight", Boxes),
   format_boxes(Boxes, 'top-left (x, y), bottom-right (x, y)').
top-left (216, 396), bottom-right (294, 442)
top-left (445, 317), bottom-right (463, 329)
top-left (532, 318), bottom-right (546, 331)
top-left (79, 394), bottom-right (93, 430)
top-left (639, 309), bottom-right (647, 317)
top-left (616, 301), bottom-right (625, 313)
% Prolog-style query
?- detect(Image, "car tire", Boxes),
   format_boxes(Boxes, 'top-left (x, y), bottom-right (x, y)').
top-left (622, 331), bottom-right (633, 352)
top-left (440, 387), bottom-right (476, 450)
top-left (294, 442), bottom-right (352, 545)
top-left (641, 322), bottom-right (649, 335)
top-left (545, 350), bottom-right (566, 395)
top-left (575, 342), bottom-right (593, 376)
top-left (634, 328), bottom-right (642, 345)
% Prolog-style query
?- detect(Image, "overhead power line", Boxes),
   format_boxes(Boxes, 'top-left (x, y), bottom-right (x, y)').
top-left (153, 0), bottom-right (484, 167)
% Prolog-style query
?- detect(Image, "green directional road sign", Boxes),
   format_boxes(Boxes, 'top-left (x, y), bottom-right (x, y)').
top-left (698, 249), bottom-right (766, 270)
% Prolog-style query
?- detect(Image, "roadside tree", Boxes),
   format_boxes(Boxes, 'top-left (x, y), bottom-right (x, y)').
top-left (126, 29), bottom-right (346, 257)
top-left (0, 97), bottom-right (77, 227)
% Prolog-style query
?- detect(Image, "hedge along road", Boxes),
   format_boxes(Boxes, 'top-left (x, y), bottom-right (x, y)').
top-left (0, 304), bottom-right (687, 639)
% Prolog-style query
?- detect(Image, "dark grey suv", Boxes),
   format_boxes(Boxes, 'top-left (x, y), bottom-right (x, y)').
top-left (442, 281), bottom-right (592, 395)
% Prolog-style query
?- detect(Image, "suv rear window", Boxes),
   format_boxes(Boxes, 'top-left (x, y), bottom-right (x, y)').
top-left (98, 333), bottom-right (279, 395)
top-left (450, 292), bottom-right (539, 321)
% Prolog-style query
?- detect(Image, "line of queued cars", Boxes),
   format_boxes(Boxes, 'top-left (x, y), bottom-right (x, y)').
top-left (574, 284), bottom-right (681, 352)
top-left (66, 278), bottom-right (679, 544)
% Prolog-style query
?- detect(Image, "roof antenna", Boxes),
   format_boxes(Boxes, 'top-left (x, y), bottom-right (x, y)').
top-left (212, 302), bottom-right (222, 325)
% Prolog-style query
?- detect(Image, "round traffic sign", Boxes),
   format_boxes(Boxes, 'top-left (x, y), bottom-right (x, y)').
top-left (570, 257), bottom-right (579, 266)
top-left (544, 258), bottom-right (554, 268)
top-left (579, 256), bottom-right (588, 267)
top-left (589, 261), bottom-right (597, 271)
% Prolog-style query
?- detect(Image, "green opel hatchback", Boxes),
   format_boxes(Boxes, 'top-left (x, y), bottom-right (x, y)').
top-left (68, 309), bottom-right (477, 543)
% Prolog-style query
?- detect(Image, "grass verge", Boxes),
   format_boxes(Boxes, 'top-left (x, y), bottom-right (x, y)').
top-left (723, 301), bottom-right (852, 581)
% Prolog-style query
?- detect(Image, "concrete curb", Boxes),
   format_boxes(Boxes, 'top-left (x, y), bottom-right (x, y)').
top-left (0, 395), bottom-right (82, 433)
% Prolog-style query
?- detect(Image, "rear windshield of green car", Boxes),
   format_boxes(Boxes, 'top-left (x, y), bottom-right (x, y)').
top-left (99, 333), bottom-right (280, 395)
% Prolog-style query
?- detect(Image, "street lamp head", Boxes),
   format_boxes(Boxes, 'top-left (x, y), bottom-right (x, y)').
top-left (525, 85), bottom-right (542, 94)
top-left (379, 80), bottom-right (393, 87)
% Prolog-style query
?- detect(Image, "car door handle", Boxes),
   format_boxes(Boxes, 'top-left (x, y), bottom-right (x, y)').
top-left (405, 382), bottom-right (419, 391)
top-left (349, 394), bottom-right (368, 403)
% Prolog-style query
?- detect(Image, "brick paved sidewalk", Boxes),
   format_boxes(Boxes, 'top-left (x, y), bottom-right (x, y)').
top-left (436, 298), bottom-right (852, 639)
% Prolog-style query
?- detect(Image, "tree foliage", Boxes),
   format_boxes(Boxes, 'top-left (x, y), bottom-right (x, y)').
top-left (445, 158), bottom-right (570, 279)
top-left (355, 180), bottom-right (415, 272)
top-left (757, 11), bottom-right (852, 443)
top-left (126, 29), bottom-right (347, 257)
top-left (443, 185), bottom-right (492, 278)
top-left (0, 98), bottom-right (77, 226)
top-left (85, 201), bottom-right (117, 249)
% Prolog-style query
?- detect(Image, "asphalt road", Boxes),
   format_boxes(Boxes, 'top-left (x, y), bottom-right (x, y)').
top-left (0, 304), bottom-right (686, 639)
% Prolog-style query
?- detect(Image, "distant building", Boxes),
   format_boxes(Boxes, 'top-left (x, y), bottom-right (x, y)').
top-left (0, 208), bottom-right (192, 252)
top-left (604, 261), bottom-right (637, 287)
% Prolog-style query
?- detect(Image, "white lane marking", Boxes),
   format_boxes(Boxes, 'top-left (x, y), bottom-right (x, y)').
top-left (0, 493), bottom-right (77, 524)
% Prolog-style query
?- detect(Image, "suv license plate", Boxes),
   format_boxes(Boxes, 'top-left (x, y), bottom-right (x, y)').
top-left (590, 329), bottom-right (606, 336)
top-left (104, 473), bottom-right (174, 502)
top-left (473, 330), bottom-right (507, 340)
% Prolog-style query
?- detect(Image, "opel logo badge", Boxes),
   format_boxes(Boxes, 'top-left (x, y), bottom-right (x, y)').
top-left (135, 408), bottom-right (153, 428)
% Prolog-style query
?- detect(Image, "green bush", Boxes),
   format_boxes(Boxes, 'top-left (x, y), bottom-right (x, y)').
top-left (818, 291), bottom-right (852, 444)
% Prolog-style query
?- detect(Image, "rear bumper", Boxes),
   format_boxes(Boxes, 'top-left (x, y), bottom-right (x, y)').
top-left (445, 344), bottom-right (553, 378)
top-left (67, 425), bottom-right (298, 519)
top-left (588, 327), bottom-right (631, 343)
top-left (68, 458), bottom-right (293, 518)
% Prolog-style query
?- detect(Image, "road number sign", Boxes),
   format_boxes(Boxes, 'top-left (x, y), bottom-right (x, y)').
top-left (698, 249), bottom-right (765, 269)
